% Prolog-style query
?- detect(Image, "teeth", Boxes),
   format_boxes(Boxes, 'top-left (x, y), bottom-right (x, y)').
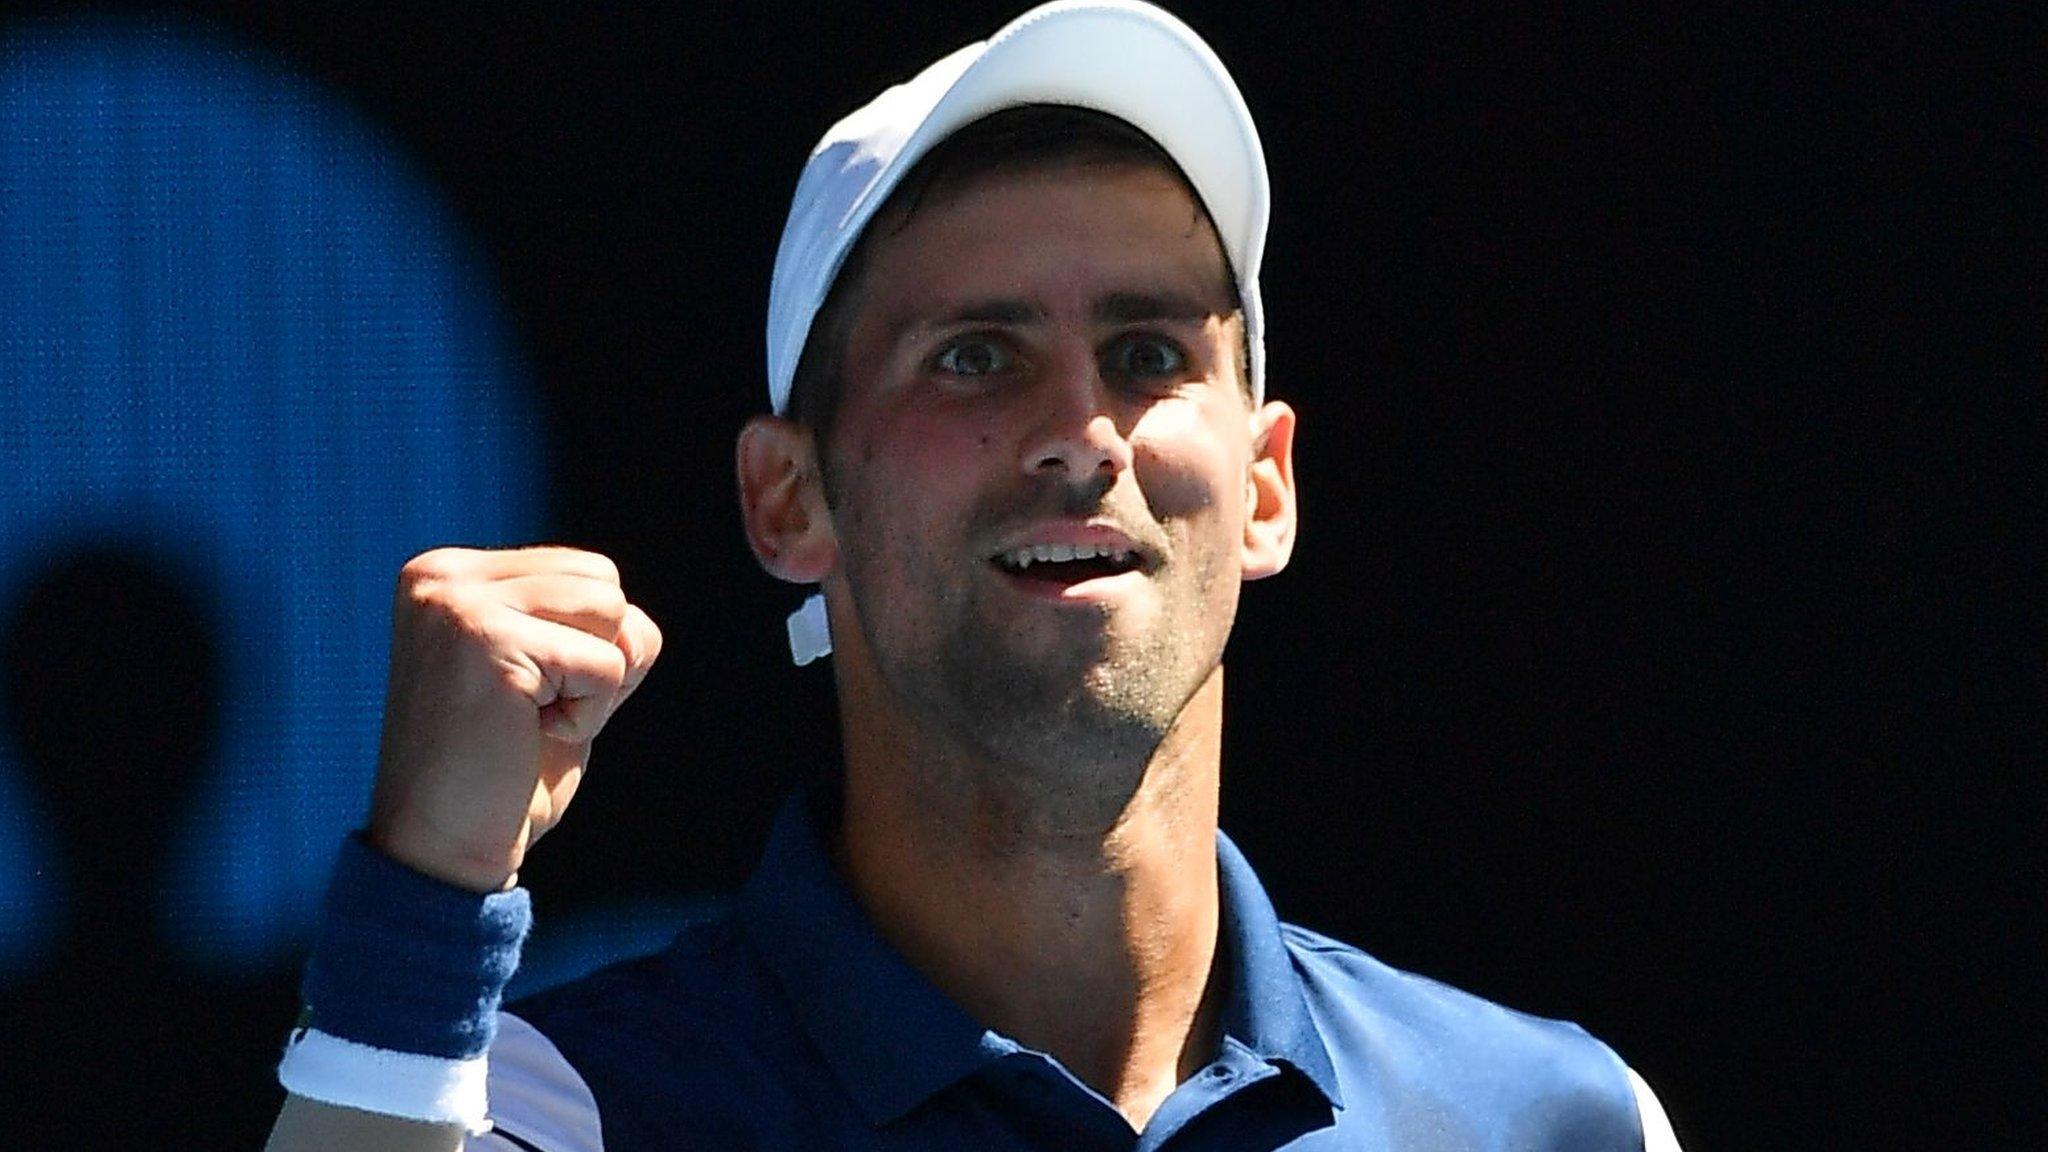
top-left (998, 543), bottom-right (1138, 571)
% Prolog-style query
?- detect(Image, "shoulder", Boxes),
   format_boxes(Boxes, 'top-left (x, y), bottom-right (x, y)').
top-left (484, 913), bottom-right (835, 1148)
top-left (509, 909), bottom-right (749, 1034)
top-left (1279, 922), bottom-right (1647, 1141)
top-left (503, 910), bottom-right (786, 1083)
top-left (1282, 921), bottom-right (1615, 1057)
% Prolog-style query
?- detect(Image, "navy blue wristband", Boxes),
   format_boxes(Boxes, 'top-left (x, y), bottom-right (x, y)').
top-left (299, 833), bottom-right (532, 1059)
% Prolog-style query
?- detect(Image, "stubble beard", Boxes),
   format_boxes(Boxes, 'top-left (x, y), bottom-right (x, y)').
top-left (889, 544), bottom-right (1229, 836)
top-left (831, 462), bottom-right (1233, 834)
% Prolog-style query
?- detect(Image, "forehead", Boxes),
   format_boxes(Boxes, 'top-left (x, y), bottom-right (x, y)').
top-left (850, 162), bottom-right (1236, 324)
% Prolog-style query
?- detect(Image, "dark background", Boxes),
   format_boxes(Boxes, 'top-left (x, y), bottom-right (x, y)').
top-left (0, 2), bottom-right (2035, 1148)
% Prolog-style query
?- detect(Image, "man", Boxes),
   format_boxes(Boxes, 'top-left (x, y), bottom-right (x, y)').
top-left (268, 3), bottom-right (1684, 1149)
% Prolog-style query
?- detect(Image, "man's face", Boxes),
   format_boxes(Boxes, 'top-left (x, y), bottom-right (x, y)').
top-left (815, 161), bottom-right (1294, 775)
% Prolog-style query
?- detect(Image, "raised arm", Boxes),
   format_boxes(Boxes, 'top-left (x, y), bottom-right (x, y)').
top-left (264, 547), bottom-right (661, 1152)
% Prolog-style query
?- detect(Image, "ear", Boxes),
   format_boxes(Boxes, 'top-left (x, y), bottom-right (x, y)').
top-left (736, 415), bottom-right (837, 584)
top-left (1240, 400), bottom-right (1298, 580)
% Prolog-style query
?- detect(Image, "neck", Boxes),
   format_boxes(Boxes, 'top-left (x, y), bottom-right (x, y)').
top-left (836, 669), bottom-right (1228, 1132)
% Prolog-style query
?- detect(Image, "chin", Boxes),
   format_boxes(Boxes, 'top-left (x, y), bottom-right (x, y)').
top-left (952, 653), bottom-right (1193, 766)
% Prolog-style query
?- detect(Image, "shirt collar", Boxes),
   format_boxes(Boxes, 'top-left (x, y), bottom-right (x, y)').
top-left (737, 789), bottom-right (1343, 1126)
top-left (738, 788), bottom-right (1006, 1125)
top-left (1214, 826), bottom-right (1345, 1109)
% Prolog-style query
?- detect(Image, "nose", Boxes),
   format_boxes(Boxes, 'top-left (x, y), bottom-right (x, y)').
top-left (1019, 353), bottom-right (1134, 481)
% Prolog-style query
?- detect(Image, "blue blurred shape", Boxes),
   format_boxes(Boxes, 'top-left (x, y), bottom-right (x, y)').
top-left (0, 15), bottom-right (542, 970)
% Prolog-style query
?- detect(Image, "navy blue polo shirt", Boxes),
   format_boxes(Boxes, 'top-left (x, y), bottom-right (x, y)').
top-left (497, 790), bottom-right (1647, 1150)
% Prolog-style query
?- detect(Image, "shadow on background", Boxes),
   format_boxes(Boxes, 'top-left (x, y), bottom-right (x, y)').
top-left (0, 551), bottom-right (292, 1145)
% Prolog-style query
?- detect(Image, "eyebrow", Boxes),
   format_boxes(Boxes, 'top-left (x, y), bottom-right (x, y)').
top-left (892, 291), bottom-right (1227, 345)
top-left (950, 300), bottom-right (1046, 327)
top-left (886, 300), bottom-right (1040, 347)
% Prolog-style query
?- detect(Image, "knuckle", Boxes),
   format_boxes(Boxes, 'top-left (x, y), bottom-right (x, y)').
top-left (585, 552), bottom-right (622, 586)
top-left (593, 583), bottom-right (630, 623)
top-left (594, 641), bottom-right (630, 688)
top-left (400, 584), bottom-right (498, 654)
top-left (402, 572), bottom-right (465, 616)
top-left (519, 543), bottom-right (618, 585)
top-left (400, 546), bottom-right (468, 585)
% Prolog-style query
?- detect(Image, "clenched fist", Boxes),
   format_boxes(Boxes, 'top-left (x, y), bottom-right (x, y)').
top-left (365, 547), bottom-right (662, 893)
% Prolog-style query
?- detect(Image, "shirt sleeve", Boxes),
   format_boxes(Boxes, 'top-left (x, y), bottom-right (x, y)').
top-left (1626, 1066), bottom-right (1684, 1152)
top-left (464, 1011), bottom-right (604, 1152)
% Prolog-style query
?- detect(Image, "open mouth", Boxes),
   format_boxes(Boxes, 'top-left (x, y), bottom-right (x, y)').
top-left (992, 543), bottom-right (1144, 586)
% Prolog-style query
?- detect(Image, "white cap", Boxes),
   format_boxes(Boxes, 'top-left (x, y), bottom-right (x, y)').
top-left (765, 0), bottom-right (1269, 414)
top-left (765, 0), bottom-right (1271, 663)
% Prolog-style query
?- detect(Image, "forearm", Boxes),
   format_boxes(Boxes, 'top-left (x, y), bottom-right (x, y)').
top-left (266, 1096), bottom-right (466, 1152)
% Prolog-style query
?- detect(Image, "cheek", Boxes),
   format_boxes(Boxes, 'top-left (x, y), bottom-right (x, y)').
top-left (844, 399), bottom-right (1005, 471)
top-left (831, 413), bottom-right (997, 552)
top-left (1129, 404), bottom-right (1238, 522)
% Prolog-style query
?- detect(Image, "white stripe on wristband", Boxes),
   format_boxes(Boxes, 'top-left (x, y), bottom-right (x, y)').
top-left (278, 1025), bottom-right (493, 1135)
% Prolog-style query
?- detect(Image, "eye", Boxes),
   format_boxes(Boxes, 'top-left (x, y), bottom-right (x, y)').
top-left (932, 338), bottom-right (1013, 377)
top-left (1102, 334), bottom-right (1187, 380)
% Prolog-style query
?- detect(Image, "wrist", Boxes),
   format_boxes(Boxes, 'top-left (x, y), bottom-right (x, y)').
top-left (367, 810), bottom-right (525, 894)
top-left (278, 833), bottom-right (532, 1132)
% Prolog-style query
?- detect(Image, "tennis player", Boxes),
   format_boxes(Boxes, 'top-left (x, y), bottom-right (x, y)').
top-left (267, 4), bottom-right (1684, 1149)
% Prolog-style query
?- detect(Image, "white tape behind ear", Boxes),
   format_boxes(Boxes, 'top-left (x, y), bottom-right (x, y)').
top-left (786, 592), bottom-right (832, 666)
